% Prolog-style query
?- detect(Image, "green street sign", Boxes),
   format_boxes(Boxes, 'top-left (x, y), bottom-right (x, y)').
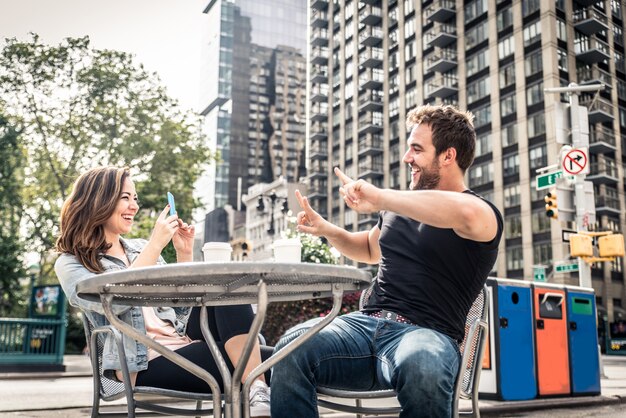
top-left (533, 266), bottom-right (546, 282)
top-left (536, 170), bottom-right (563, 190)
top-left (555, 262), bottom-right (579, 273)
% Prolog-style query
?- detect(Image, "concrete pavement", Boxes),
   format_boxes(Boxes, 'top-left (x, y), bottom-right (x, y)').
top-left (1, 354), bottom-right (625, 417)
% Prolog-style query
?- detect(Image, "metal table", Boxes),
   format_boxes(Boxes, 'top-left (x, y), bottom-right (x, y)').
top-left (76, 262), bottom-right (372, 418)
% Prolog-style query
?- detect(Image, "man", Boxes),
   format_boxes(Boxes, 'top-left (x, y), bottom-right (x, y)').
top-left (270, 105), bottom-right (503, 417)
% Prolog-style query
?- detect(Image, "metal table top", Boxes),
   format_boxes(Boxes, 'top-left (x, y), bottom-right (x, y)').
top-left (76, 262), bottom-right (372, 307)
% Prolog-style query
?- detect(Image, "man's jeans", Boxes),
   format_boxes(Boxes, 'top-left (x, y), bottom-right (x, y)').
top-left (270, 311), bottom-right (460, 418)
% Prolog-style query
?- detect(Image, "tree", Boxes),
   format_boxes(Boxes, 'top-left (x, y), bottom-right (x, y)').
top-left (0, 111), bottom-right (27, 316)
top-left (0, 34), bottom-right (216, 277)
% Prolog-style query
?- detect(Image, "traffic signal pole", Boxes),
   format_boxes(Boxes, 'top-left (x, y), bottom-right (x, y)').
top-left (544, 82), bottom-right (605, 288)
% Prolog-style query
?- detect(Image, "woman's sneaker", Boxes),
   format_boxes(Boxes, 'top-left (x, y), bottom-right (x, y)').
top-left (249, 380), bottom-right (271, 418)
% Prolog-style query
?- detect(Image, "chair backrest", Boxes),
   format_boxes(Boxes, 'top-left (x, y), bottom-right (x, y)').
top-left (81, 315), bottom-right (126, 400)
top-left (456, 286), bottom-right (488, 399)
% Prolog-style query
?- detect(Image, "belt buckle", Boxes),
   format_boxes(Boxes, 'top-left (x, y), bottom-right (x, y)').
top-left (380, 310), bottom-right (398, 322)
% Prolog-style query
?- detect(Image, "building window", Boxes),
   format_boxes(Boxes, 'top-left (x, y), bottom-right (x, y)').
top-left (405, 40), bottom-right (416, 61)
top-left (498, 35), bottom-right (514, 59)
top-left (500, 93), bottom-right (517, 117)
top-left (476, 133), bottom-right (492, 157)
top-left (467, 48), bottom-right (490, 77)
top-left (497, 6), bottom-right (513, 32)
top-left (533, 242), bottom-right (552, 265)
top-left (531, 208), bottom-right (551, 234)
top-left (528, 112), bottom-right (546, 137)
top-left (529, 144), bottom-right (547, 171)
top-left (473, 104), bottom-right (491, 127)
top-left (557, 48), bottom-right (568, 72)
top-left (526, 81), bottom-right (544, 106)
top-left (504, 184), bottom-right (521, 208)
top-left (557, 19), bottom-right (567, 42)
top-left (466, 21), bottom-right (488, 50)
top-left (406, 87), bottom-right (418, 108)
top-left (505, 214), bottom-right (523, 239)
top-left (522, 0), bottom-right (540, 16)
top-left (502, 123), bottom-right (518, 146)
top-left (404, 18), bottom-right (415, 38)
top-left (506, 246), bottom-right (524, 270)
top-left (503, 153), bottom-right (520, 176)
top-left (525, 50), bottom-right (543, 76)
top-left (499, 62), bottom-right (516, 88)
top-left (469, 161), bottom-right (494, 187)
top-left (468, 76), bottom-right (490, 104)
top-left (465, 0), bottom-right (488, 22)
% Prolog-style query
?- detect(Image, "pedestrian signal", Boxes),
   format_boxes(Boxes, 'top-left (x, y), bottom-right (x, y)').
top-left (598, 234), bottom-right (625, 258)
top-left (545, 190), bottom-right (558, 219)
top-left (569, 234), bottom-right (593, 258)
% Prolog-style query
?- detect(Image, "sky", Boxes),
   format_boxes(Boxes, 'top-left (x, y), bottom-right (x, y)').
top-left (0, 0), bottom-right (208, 112)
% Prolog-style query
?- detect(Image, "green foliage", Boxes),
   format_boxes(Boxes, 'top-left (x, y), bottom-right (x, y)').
top-left (0, 34), bottom-right (216, 282)
top-left (262, 234), bottom-right (362, 345)
top-left (0, 111), bottom-right (27, 317)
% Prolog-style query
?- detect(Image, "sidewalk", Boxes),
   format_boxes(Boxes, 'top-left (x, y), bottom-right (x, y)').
top-left (1, 354), bottom-right (625, 416)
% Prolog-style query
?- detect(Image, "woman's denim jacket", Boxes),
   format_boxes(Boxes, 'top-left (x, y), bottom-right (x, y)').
top-left (54, 238), bottom-right (191, 378)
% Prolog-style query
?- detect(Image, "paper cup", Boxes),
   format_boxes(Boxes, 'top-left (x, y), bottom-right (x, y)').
top-left (272, 238), bottom-right (302, 263)
top-left (202, 242), bottom-right (232, 262)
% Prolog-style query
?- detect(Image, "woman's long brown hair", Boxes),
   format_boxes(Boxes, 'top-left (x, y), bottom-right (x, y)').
top-left (55, 167), bottom-right (130, 273)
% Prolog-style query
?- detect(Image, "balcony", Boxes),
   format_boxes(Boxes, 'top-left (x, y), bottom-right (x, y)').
top-left (358, 161), bottom-right (384, 178)
top-left (589, 126), bottom-right (617, 153)
top-left (358, 91), bottom-right (383, 112)
top-left (577, 65), bottom-right (612, 87)
top-left (358, 213), bottom-right (379, 226)
top-left (309, 140), bottom-right (328, 159)
top-left (311, 10), bottom-right (328, 28)
top-left (575, 35), bottom-right (610, 64)
top-left (579, 95), bottom-right (614, 123)
top-left (310, 103), bottom-right (328, 122)
top-left (425, 0), bottom-right (456, 23)
top-left (311, 0), bottom-right (328, 11)
top-left (425, 48), bottom-right (458, 73)
top-left (359, 47), bottom-right (384, 68)
top-left (311, 46), bottom-right (329, 65)
top-left (307, 184), bottom-right (327, 199)
top-left (311, 85), bottom-right (328, 102)
top-left (358, 134), bottom-right (383, 157)
top-left (426, 23), bottom-right (457, 48)
top-left (359, 5), bottom-right (382, 26)
top-left (357, 112), bottom-right (383, 135)
top-left (573, 7), bottom-right (609, 35)
top-left (426, 77), bottom-right (458, 99)
top-left (311, 66), bottom-right (328, 84)
top-left (595, 190), bottom-right (621, 216)
top-left (574, 0), bottom-right (602, 6)
top-left (311, 28), bottom-right (329, 47)
top-left (358, 69), bottom-right (384, 90)
top-left (359, 26), bottom-right (383, 47)
top-left (587, 158), bottom-right (619, 184)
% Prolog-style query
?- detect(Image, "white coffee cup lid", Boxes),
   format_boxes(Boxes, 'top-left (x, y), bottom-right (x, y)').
top-left (202, 242), bottom-right (232, 250)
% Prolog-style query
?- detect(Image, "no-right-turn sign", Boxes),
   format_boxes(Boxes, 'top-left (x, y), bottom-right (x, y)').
top-left (561, 147), bottom-right (589, 175)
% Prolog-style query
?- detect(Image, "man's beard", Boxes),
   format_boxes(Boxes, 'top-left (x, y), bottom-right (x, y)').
top-left (410, 159), bottom-right (441, 190)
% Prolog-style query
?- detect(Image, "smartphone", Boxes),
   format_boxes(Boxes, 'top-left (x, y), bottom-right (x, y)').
top-left (167, 192), bottom-right (176, 216)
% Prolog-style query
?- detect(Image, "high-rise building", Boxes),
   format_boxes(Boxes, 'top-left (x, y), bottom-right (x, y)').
top-left (198, 0), bottom-right (308, 213)
top-left (306, 0), bottom-right (626, 321)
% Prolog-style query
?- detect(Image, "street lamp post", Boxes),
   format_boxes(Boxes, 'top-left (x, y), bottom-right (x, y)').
top-left (256, 191), bottom-right (289, 236)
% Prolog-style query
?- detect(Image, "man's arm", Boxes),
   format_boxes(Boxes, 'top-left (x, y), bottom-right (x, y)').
top-left (294, 190), bottom-right (381, 264)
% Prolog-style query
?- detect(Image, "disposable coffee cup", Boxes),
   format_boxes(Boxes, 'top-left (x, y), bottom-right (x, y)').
top-left (272, 238), bottom-right (302, 263)
top-left (202, 242), bottom-right (232, 262)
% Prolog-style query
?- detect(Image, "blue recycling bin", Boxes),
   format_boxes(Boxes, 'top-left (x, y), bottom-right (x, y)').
top-left (566, 287), bottom-right (601, 395)
top-left (479, 278), bottom-right (537, 400)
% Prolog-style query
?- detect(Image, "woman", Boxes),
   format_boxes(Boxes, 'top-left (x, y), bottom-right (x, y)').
top-left (54, 166), bottom-right (270, 417)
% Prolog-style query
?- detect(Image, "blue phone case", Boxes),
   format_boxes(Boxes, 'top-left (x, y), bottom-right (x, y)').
top-left (167, 192), bottom-right (176, 216)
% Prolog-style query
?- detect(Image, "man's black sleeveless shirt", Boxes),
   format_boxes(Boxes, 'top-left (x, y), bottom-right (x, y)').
top-left (362, 191), bottom-right (503, 343)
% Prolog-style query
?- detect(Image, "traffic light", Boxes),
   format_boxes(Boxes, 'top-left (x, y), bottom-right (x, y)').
top-left (570, 234), bottom-right (593, 257)
top-left (598, 234), bottom-right (625, 258)
top-left (545, 189), bottom-right (558, 219)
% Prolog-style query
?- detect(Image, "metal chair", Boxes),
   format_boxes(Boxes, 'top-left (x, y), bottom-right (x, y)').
top-left (317, 285), bottom-right (489, 418)
top-left (81, 315), bottom-right (215, 417)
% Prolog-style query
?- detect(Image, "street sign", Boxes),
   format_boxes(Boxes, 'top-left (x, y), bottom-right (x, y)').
top-left (561, 147), bottom-right (589, 175)
top-left (533, 266), bottom-right (547, 282)
top-left (555, 261), bottom-right (580, 273)
top-left (536, 170), bottom-right (563, 190)
top-left (562, 229), bottom-right (577, 243)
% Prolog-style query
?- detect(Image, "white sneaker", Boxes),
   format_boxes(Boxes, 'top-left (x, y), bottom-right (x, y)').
top-left (248, 380), bottom-right (271, 418)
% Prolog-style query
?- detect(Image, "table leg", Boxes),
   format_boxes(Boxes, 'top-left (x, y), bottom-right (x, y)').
top-left (100, 295), bottom-right (222, 418)
top-left (241, 283), bottom-right (345, 418)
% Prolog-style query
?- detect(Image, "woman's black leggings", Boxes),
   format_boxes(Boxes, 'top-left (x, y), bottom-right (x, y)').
top-left (135, 305), bottom-right (272, 393)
